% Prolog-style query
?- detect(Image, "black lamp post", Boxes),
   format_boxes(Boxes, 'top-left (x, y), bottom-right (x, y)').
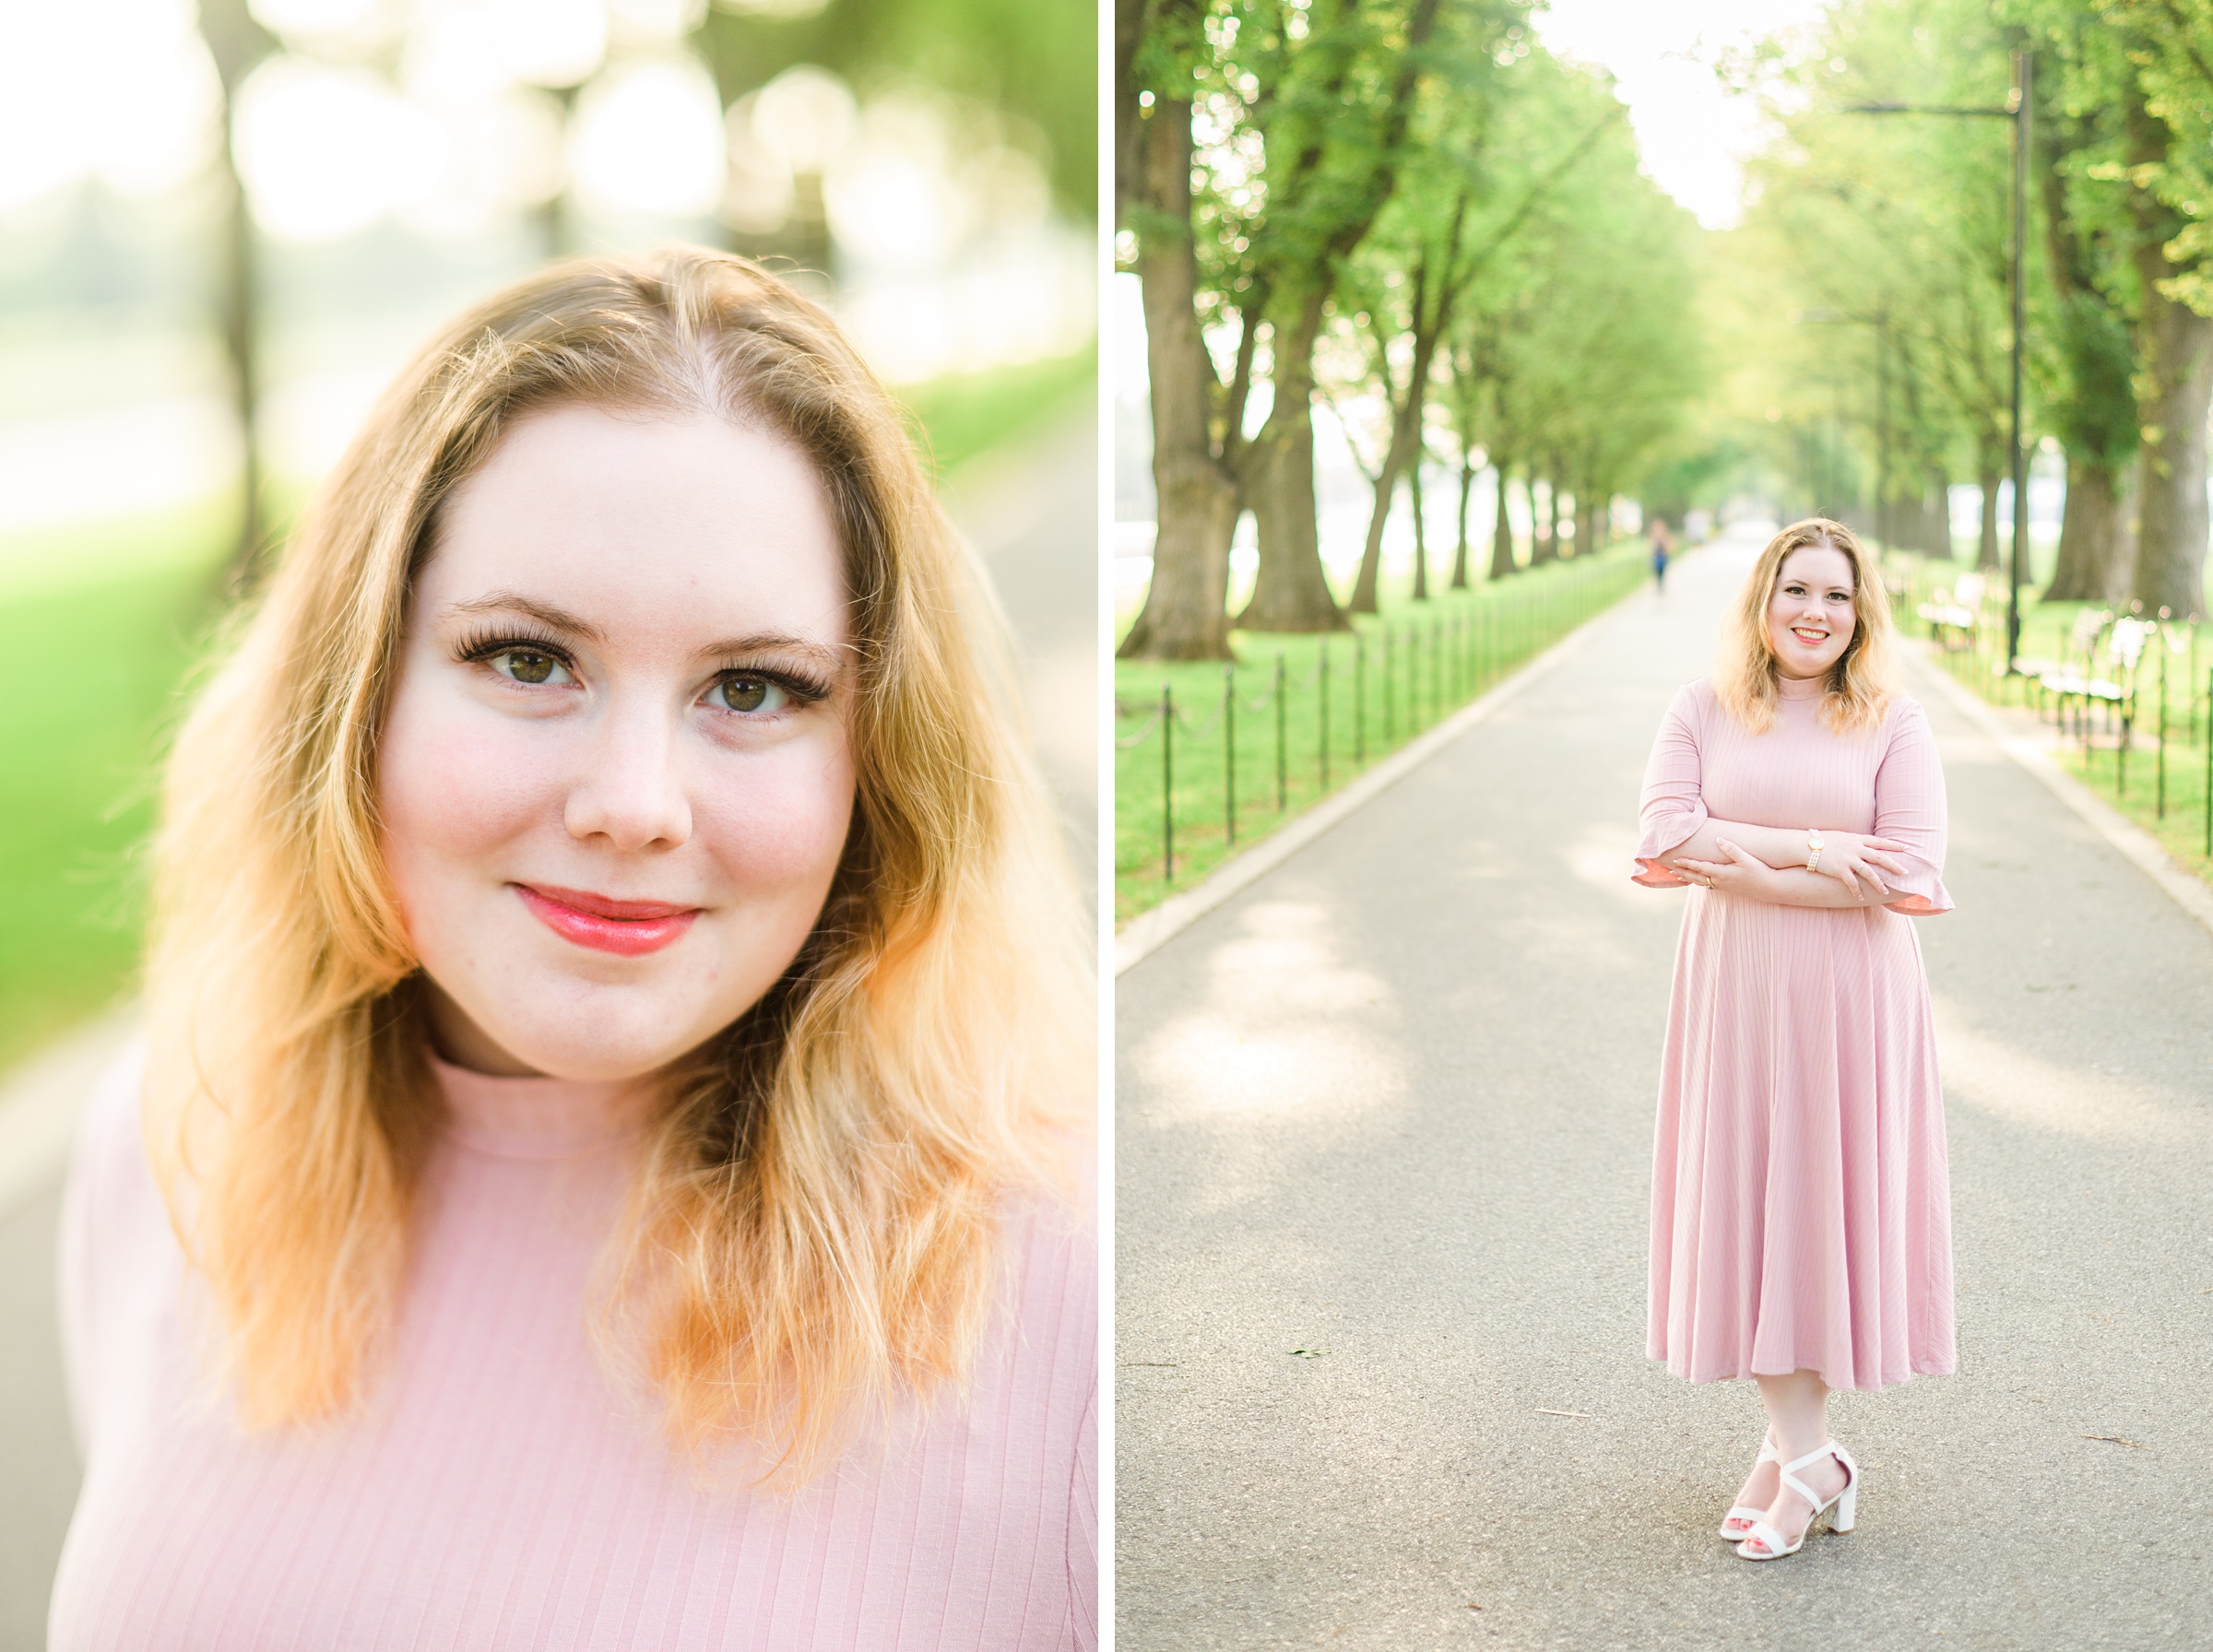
top-left (1851, 47), bottom-right (2032, 671)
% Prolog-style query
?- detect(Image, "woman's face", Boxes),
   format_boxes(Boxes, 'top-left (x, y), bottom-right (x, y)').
top-left (379, 404), bottom-right (858, 1081)
top-left (1764, 544), bottom-right (1858, 679)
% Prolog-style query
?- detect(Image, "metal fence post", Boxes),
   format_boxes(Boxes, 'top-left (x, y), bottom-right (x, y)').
top-left (1355, 634), bottom-right (1367, 766)
top-left (1161, 682), bottom-right (1174, 882)
top-left (1383, 626), bottom-right (1394, 744)
top-left (2158, 630), bottom-right (2169, 819)
top-left (1275, 651), bottom-right (1287, 811)
top-left (1223, 660), bottom-right (1236, 845)
top-left (1320, 638), bottom-right (1331, 790)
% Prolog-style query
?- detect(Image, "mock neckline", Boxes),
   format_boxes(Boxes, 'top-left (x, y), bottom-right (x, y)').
top-left (1774, 670), bottom-right (1828, 702)
top-left (429, 1052), bottom-right (651, 1161)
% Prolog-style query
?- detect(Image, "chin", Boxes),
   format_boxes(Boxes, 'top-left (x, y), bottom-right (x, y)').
top-left (483, 986), bottom-right (747, 1083)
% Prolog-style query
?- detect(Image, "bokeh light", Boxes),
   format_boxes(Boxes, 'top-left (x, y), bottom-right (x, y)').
top-left (570, 56), bottom-right (726, 218)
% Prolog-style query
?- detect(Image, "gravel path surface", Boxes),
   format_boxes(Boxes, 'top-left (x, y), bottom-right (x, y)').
top-left (1115, 525), bottom-right (2213, 1650)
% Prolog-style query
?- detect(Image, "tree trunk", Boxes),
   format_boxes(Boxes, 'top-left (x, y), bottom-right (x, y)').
top-left (1349, 469), bottom-right (1394, 616)
top-left (1237, 289), bottom-right (1346, 631)
top-left (2042, 454), bottom-right (2128, 603)
top-left (1976, 456), bottom-right (2002, 571)
top-left (1488, 462), bottom-right (1516, 579)
top-left (1117, 94), bottom-right (1241, 660)
top-left (1530, 475), bottom-right (1556, 565)
top-left (2129, 278), bottom-right (2213, 619)
top-left (1450, 458), bottom-right (1474, 588)
top-left (199, 0), bottom-right (277, 588)
top-left (1920, 470), bottom-right (1951, 558)
top-left (1347, 286), bottom-right (1451, 615)
top-left (1575, 479), bottom-right (1600, 559)
top-left (1410, 458), bottom-right (1429, 601)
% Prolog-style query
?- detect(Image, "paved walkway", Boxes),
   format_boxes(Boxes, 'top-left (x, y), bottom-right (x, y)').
top-left (1116, 525), bottom-right (2213, 1650)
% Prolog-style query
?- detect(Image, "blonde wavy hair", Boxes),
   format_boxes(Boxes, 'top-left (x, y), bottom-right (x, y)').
top-left (1713, 517), bottom-right (1899, 736)
top-left (143, 247), bottom-right (1090, 1482)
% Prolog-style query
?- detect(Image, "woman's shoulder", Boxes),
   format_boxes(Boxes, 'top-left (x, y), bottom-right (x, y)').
top-left (999, 1174), bottom-right (1097, 1333)
top-left (1666, 678), bottom-right (1722, 719)
top-left (64, 1037), bottom-right (169, 1252)
top-left (58, 1035), bottom-right (183, 1455)
top-left (1877, 690), bottom-right (1934, 739)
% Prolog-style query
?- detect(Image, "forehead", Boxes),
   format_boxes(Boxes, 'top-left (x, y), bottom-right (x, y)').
top-left (420, 404), bottom-right (849, 643)
top-left (1775, 544), bottom-right (1854, 589)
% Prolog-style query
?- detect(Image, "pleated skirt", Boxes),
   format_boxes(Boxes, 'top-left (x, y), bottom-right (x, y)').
top-left (1648, 888), bottom-right (1956, 1391)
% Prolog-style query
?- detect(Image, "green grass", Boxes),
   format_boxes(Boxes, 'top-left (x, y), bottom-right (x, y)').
top-left (1891, 553), bottom-right (2213, 898)
top-left (0, 349), bottom-right (1097, 1074)
top-left (898, 346), bottom-right (1094, 478)
top-left (0, 517), bottom-right (231, 1070)
top-left (1115, 541), bottom-right (1650, 925)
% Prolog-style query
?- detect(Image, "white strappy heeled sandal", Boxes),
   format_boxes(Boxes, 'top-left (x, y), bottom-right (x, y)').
top-left (1734, 1442), bottom-right (1858, 1561)
top-left (1717, 1434), bottom-right (1780, 1542)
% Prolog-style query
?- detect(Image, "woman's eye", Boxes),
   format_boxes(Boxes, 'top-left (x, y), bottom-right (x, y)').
top-left (710, 675), bottom-right (790, 714)
top-left (491, 648), bottom-right (571, 685)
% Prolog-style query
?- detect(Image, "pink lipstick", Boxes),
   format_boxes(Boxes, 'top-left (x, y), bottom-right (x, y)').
top-left (513, 884), bottom-right (701, 956)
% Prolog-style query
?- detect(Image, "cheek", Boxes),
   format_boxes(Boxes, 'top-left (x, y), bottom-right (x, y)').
top-left (692, 741), bottom-right (858, 892)
top-left (378, 686), bottom-right (561, 899)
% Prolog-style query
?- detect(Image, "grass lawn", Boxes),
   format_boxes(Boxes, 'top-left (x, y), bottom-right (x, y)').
top-left (0, 506), bottom-right (233, 1071)
top-left (0, 348), bottom-right (1095, 1075)
top-left (1115, 541), bottom-right (1649, 925)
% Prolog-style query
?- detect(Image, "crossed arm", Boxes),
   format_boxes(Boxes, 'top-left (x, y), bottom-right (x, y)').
top-left (1652, 818), bottom-right (1912, 909)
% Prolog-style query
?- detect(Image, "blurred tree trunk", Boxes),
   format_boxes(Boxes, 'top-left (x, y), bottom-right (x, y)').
top-left (2127, 281), bottom-right (2213, 618)
top-left (1409, 457), bottom-right (1428, 600)
top-left (2044, 456), bottom-right (2128, 601)
top-left (1920, 470), bottom-right (1951, 557)
top-left (1117, 0), bottom-right (1240, 660)
top-left (1237, 288), bottom-right (1344, 631)
top-left (1450, 455), bottom-right (1474, 588)
top-left (1975, 451), bottom-right (2002, 571)
top-left (1573, 442), bottom-right (1601, 557)
top-left (1531, 471), bottom-right (1557, 564)
top-left (197, 0), bottom-right (276, 588)
top-left (2035, 96), bottom-right (2138, 605)
top-left (1488, 461), bottom-right (1516, 578)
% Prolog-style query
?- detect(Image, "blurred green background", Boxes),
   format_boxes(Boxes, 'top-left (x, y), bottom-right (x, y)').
top-left (0, 0), bottom-right (1096, 1079)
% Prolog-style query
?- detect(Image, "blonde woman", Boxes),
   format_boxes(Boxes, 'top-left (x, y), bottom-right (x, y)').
top-left (1632, 518), bottom-right (1954, 1562)
top-left (50, 250), bottom-right (1095, 1647)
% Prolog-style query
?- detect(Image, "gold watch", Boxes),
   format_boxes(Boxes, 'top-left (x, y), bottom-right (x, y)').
top-left (1805, 828), bottom-right (1826, 875)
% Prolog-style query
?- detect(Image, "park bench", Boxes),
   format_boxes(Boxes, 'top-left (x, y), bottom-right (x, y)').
top-left (2057, 614), bottom-right (2149, 751)
top-left (2028, 607), bottom-right (2109, 725)
top-left (1916, 572), bottom-right (1984, 651)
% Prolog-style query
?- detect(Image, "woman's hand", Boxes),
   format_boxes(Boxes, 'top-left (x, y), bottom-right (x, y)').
top-left (1812, 832), bottom-right (1908, 901)
top-left (1673, 839), bottom-right (1778, 899)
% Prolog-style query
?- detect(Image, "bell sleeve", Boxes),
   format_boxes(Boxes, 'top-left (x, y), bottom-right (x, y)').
top-left (1633, 684), bottom-right (1707, 888)
top-left (1873, 697), bottom-right (1954, 915)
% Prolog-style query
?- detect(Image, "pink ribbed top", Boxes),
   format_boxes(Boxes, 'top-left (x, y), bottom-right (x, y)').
top-left (49, 1048), bottom-right (1097, 1650)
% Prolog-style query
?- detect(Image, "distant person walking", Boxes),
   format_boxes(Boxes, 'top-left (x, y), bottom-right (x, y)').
top-left (1631, 517), bottom-right (1955, 1563)
top-left (1649, 517), bottom-right (1674, 593)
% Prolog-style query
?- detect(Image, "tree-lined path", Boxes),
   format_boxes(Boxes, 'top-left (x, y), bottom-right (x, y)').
top-left (1116, 525), bottom-right (2213, 1649)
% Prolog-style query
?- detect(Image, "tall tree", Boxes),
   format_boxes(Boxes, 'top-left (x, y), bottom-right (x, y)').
top-left (2104, 0), bottom-right (2213, 618)
top-left (1117, 0), bottom-right (1242, 658)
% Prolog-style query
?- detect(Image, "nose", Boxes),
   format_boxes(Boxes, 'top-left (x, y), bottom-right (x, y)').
top-left (563, 695), bottom-right (692, 851)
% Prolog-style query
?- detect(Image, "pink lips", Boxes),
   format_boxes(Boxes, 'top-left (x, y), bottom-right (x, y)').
top-left (514, 883), bottom-right (701, 956)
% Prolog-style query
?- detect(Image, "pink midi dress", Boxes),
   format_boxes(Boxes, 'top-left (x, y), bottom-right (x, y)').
top-left (1633, 674), bottom-right (1956, 1392)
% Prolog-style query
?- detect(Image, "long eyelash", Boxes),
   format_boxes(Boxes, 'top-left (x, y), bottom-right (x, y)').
top-left (717, 665), bottom-right (834, 705)
top-left (454, 624), bottom-right (573, 666)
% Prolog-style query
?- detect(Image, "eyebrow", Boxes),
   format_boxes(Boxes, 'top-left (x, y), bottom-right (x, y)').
top-left (443, 592), bottom-right (849, 674)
